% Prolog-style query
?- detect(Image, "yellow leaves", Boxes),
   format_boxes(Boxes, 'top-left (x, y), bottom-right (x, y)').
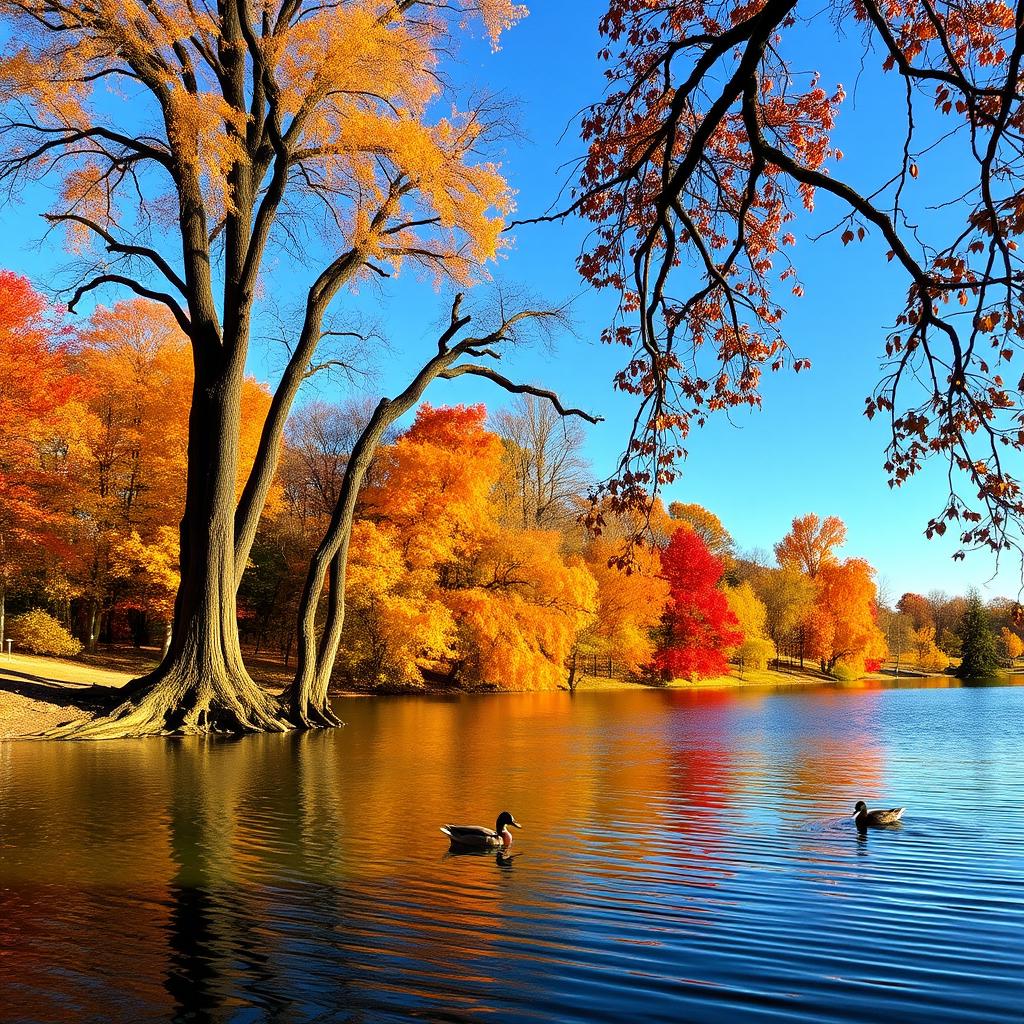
top-left (478, 0), bottom-right (529, 50)
top-left (110, 526), bottom-right (180, 618)
top-left (449, 531), bottom-right (597, 690)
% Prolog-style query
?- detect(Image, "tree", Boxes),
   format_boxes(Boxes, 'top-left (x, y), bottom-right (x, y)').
top-left (999, 626), bottom-right (1024, 665)
top-left (0, 271), bottom-right (79, 647)
top-left (69, 300), bottom-right (272, 651)
top-left (911, 625), bottom-right (950, 673)
top-left (897, 593), bottom-right (934, 632)
top-left (655, 527), bottom-right (741, 680)
top-left (774, 514), bottom-right (847, 579)
top-left (1, 1), bottom-right (527, 736)
top-left (568, 1), bottom-right (1024, 565)
top-left (577, 537), bottom-right (668, 678)
top-left (446, 530), bottom-right (597, 691)
top-left (957, 590), bottom-right (999, 678)
top-left (330, 405), bottom-right (596, 693)
top-left (805, 558), bottom-right (887, 677)
top-left (109, 528), bottom-right (181, 655)
top-left (493, 395), bottom-right (592, 531)
top-left (879, 609), bottom-right (913, 674)
top-left (725, 581), bottom-right (773, 671)
top-left (669, 502), bottom-right (734, 560)
top-left (750, 563), bottom-right (815, 665)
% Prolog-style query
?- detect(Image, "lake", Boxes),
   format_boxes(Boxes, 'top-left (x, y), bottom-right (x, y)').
top-left (1, 680), bottom-right (1022, 1022)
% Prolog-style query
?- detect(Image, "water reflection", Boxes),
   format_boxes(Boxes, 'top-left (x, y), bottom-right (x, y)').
top-left (1, 683), bottom-right (1022, 1023)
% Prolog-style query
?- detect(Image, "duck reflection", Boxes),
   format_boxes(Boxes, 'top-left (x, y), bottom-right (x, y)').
top-left (442, 846), bottom-right (521, 868)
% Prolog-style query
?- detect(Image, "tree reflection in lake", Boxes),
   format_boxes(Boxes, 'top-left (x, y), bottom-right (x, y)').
top-left (1, 682), bottom-right (1022, 1023)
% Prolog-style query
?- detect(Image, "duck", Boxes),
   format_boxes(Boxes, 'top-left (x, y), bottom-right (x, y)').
top-left (441, 811), bottom-right (522, 849)
top-left (853, 800), bottom-right (905, 830)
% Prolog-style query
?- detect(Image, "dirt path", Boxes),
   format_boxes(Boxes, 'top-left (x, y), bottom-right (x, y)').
top-left (0, 652), bottom-right (135, 740)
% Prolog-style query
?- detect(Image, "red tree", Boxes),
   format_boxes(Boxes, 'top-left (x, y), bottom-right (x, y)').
top-left (656, 528), bottom-right (741, 680)
top-left (0, 271), bottom-right (80, 641)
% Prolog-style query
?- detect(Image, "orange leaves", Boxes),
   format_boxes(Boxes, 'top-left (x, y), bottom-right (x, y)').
top-left (774, 513), bottom-right (846, 579)
top-left (805, 557), bottom-right (886, 675)
top-left (976, 311), bottom-right (1002, 333)
top-left (340, 404), bottom-right (599, 690)
top-left (582, 536), bottom-right (667, 674)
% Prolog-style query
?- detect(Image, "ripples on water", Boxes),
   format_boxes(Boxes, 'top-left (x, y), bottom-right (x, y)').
top-left (1, 682), bottom-right (1023, 1022)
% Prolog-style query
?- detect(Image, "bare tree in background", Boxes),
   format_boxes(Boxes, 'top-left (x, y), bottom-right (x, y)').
top-left (493, 396), bottom-right (593, 532)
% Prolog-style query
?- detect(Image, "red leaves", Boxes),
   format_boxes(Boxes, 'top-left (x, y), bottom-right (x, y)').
top-left (654, 527), bottom-right (741, 680)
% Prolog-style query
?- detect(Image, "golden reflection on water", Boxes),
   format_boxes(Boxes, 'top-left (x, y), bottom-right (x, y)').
top-left (1, 683), bottom-right (1022, 1023)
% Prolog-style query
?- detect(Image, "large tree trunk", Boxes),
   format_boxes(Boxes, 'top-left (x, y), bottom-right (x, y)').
top-left (49, 347), bottom-right (290, 739)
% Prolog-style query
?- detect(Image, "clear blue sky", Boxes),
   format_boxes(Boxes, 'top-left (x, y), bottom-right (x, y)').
top-left (0, 3), bottom-right (1019, 601)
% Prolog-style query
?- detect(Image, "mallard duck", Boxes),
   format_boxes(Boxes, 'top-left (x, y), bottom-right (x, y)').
top-left (441, 811), bottom-right (522, 849)
top-left (853, 800), bottom-right (905, 830)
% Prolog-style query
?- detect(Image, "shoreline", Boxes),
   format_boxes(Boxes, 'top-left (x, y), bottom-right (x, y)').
top-left (0, 650), bottom-right (984, 739)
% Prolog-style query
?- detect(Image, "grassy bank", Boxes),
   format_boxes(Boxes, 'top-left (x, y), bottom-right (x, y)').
top-left (567, 663), bottom-right (845, 692)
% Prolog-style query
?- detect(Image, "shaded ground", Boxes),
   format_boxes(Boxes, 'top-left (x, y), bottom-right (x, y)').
top-left (0, 652), bottom-right (131, 739)
top-left (0, 647), bottom-right (294, 739)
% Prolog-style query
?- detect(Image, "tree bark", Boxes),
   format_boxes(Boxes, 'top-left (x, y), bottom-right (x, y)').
top-left (48, 344), bottom-right (290, 738)
top-left (285, 399), bottom-right (393, 727)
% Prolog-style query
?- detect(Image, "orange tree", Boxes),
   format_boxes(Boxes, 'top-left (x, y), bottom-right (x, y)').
top-left (806, 557), bottom-right (887, 676)
top-left (0, 1), bottom-right (527, 736)
top-left (568, 1), bottom-right (1024, 563)
top-left (330, 405), bottom-right (597, 692)
top-left (0, 271), bottom-right (80, 646)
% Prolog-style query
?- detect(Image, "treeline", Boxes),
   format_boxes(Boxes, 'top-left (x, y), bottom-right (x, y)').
top-left (2, 270), bottom-right (1016, 688)
top-left (0, 275), bottom-right (270, 656)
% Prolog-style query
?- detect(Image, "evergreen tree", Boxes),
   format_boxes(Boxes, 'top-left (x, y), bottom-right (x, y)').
top-left (956, 591), bottom-right (999, 679)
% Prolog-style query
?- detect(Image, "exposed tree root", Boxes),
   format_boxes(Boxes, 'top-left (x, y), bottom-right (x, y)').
top-left (283, 698), bottom-right (345, 730)
top-left (41, 664), bottom-right (295, 740)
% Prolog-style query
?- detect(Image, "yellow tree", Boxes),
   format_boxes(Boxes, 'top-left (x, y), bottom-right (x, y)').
top-left (0, 1), bottom-right (525, 736)
top-left (577, 538), bottom-right (667, 678)
top-left (725, 581), bottom-right (774, 671)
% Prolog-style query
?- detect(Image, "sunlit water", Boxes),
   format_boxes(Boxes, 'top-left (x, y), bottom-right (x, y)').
top-left (1, 680), bottom-right (1023, 1022)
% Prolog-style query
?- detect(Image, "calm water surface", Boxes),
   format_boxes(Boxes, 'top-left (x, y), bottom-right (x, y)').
top-left (1, 681), bottom-right (1022, 1022)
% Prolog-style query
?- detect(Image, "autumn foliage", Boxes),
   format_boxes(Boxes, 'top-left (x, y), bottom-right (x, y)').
top-left (576, 0), bottom-right (1024, 568)
top-left (655, 528), bottom-right (741, 680)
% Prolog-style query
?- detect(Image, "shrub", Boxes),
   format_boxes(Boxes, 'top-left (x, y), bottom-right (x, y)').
top-left (918, 646), bottom-right (950, 673)
top-left (8, 609), bottom-right (83, 657)
top-left (736, 637), bottom-right (775, 670)
top-left (833, 658), bottom-right (866, 681)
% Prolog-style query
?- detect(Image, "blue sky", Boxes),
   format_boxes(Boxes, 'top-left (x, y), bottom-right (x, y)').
top-left (1, 3), bottom-right (1020, 600)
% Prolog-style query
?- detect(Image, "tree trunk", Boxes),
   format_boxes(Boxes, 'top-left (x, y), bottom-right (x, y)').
top-left (284, 329), bottom-right (469, 725)
top-left (286, 403), bottom-right (390, 727)
top-left (48, 347), bottom-right (290, 739)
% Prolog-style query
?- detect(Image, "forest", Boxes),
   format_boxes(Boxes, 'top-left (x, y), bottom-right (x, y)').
top-left (3, 266), bottom-right (1017, 699)
top-left (1, 0), bottom-right (1024, 737)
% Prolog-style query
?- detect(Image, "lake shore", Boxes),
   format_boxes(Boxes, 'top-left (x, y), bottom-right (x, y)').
top-left (0, 648), bottom-right (904, 739)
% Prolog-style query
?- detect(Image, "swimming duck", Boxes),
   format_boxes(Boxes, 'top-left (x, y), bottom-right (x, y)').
top-left (441, 811), bottom-right (522, 849)
top-left (853, 800), bottom-right (905, 830)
